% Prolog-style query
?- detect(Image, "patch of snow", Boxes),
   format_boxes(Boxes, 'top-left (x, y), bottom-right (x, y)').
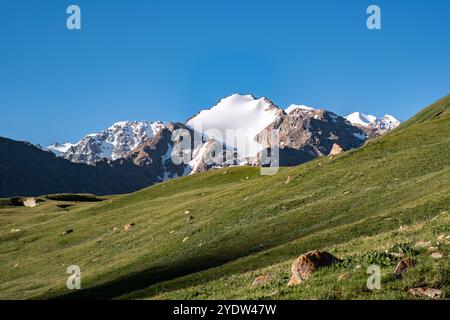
top-left (46, 142), bottom-right (77, 156)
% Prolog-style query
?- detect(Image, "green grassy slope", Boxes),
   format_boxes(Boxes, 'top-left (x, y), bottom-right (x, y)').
top-left (0, 95), bottom-right (449, 300)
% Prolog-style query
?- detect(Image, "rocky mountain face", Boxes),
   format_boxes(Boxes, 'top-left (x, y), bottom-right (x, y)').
top-left (59, 121), bottom-right (165, 165)
top-left (256, 106), bottom-right (367, 166)
top-left (21, 93), bottom-right (402, 197)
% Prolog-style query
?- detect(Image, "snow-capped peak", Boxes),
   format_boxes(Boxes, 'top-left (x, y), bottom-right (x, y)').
top-left (186, 94), bottom-right (283, 158)
top-left (381, 114), bottom-right (401, 126)
top-left (345, 112), bottom-right (378, 126)
top-left (285, 104), bottom-right (315, 114)
top-left (53, 121), bottom-right (166, 165)
top-left (345, 112), bottom-right (401, 133)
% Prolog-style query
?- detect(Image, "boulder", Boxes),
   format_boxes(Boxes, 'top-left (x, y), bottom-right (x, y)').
top-left (430, 252), bottom-right (443, 259)
top-left (252, 275), bottom-right (273, 286)
top-left (408, 287), bottom-right (443, 299)
top-left (61, 229), bottom-right (73, 235)
top-left (288, 250), bottom-right (341, 286)
top-left (393, 257), bottom-right (416, 278)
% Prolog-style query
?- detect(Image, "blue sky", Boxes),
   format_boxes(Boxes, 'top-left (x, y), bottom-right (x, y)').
top-left (0, 0), bottom-right (449, 146)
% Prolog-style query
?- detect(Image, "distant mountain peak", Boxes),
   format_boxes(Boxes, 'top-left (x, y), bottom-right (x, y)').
top-left (48, 121), bottom-right (166, 165)
top-left (345, 112), bottom-right (401, 136)
top-left (285, 104), bottom-right (316, 114)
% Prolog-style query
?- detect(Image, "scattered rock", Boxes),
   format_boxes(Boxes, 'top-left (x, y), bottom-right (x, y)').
top-left (184, 210), bottom-right (190, 214)
top-left (414, 241), bottom-right (431, 249)
top-left (430, 252), bottom-right (443, 259)
top-left (112, 227), bottom-right (118, 231)
top-left (252, 275), bottom-right (273, 286)
top-left (61, 229), bottom-right (73, 236)
top-left (186, 216), bottom-right (194, 223)
top-left (389, 252), bottom-right (404, 258)
top-left (285, 175), bottom-right (293, 184)
top-left (428, 246), bottom-right (438, 252)
top-left (12, 263), bottom-right (19, 268)
top-left (183, 237), bottom-right (189, 242)
top-left (23, 197), bottom-right (39, 207)
top-left (245, 176), bottom-right (250, 180)
top-left (169, 230), bottom-right (175, 234)
top-left (288, 250), bottom-right (341, 286)
top-left (329, 143), bottom-right (345, 156)
top-left (408, 287), bottom-right (443, 299)
top-left (393, 258), bottom-right (416, 278)
top-left (10, 229), bottom-right (21, 233)
top-left (437, 235), bottom-right (445, 241)
top-left (354, 265), bottom-right (362, 270)
top-left (124, 223), bottom-right (135, 231)
top-left (338, 272), bottom-right (351, 281)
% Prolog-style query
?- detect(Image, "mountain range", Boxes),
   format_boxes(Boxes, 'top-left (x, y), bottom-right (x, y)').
top-left (1, 94), bottom-right (401, 197)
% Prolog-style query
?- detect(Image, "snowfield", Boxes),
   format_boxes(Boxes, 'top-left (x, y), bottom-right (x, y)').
top-left (187, 94), bottom-right (283, 157)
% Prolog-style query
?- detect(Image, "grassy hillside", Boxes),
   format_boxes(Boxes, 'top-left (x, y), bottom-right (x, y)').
top-left (0, 95), bottom-right (449, 300)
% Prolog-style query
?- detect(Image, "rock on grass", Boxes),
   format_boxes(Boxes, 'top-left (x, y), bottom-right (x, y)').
top-left (408, 288), bottom-right (443, 299)
top-left (288, 250), bottom-right (341, 286)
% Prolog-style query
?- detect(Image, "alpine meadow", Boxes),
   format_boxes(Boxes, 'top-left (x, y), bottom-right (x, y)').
top-left (1, 95), bottom-right (449, 300)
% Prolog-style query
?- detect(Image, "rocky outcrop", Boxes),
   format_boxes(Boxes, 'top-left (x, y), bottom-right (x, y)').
top-left (329, 143), bottom-right (345, 156)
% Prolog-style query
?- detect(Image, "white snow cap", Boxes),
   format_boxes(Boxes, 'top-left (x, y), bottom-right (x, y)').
top-left (285, 104), bottom-right (315, 114)
top-left (345, 112), bottom-right (401, 131)
top-left (186, 94), bottom-right (282, 157)
top-left (382, 114), bottom-right (401, 124)
top-left (345, 112), bottom-right (378, 126)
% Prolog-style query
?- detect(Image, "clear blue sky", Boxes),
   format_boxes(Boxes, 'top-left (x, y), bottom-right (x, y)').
top-left (0, 0), bottom-right (449, 146)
